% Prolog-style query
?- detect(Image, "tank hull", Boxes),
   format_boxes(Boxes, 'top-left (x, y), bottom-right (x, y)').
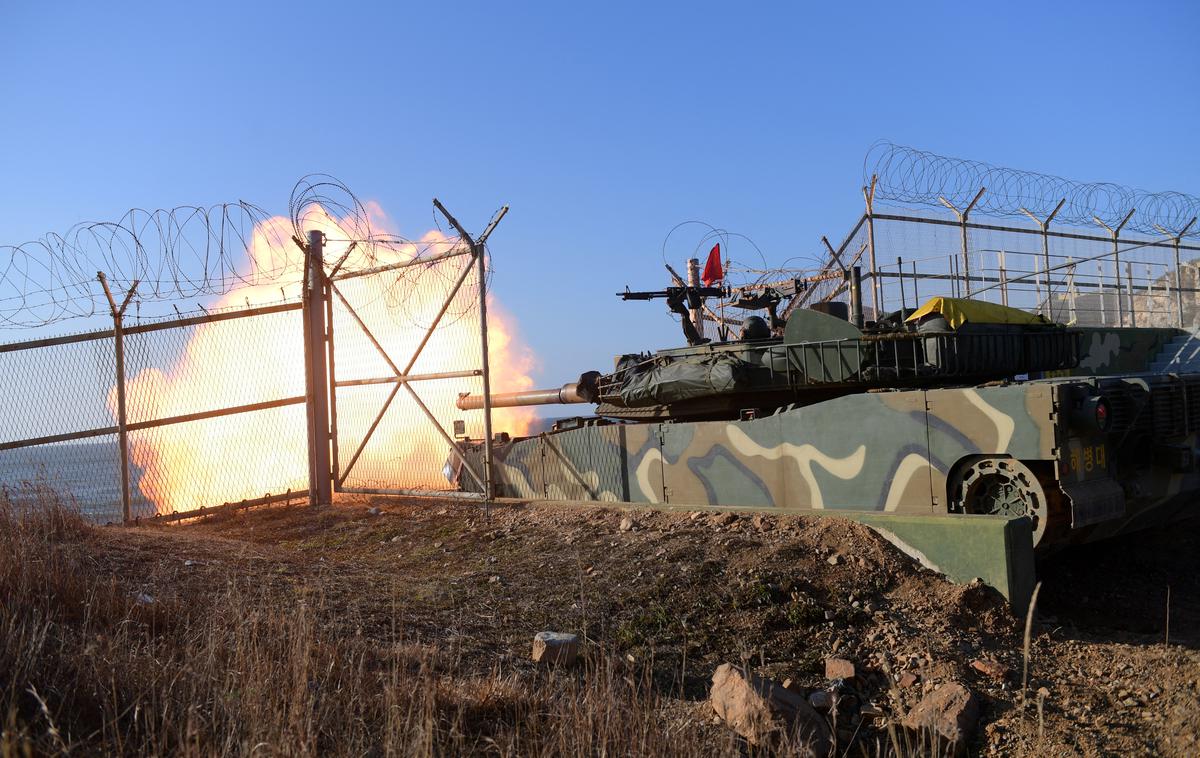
top-left (451, 325), bottom-right (1200, 549)
top-left (457, 379), bottom-right (1198, 550)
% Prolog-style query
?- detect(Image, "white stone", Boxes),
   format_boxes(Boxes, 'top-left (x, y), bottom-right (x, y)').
top-left (532, 631), bottom-right (580, 665)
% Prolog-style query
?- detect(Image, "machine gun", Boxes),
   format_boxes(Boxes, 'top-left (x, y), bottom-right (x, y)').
top-left (618, 285), bottom-right (727, 345)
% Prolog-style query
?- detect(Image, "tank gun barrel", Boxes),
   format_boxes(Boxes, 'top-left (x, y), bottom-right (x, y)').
top-left (457, 384), bottom-right (587, 410)
top-left (456, 371), bottom-right (600, 410)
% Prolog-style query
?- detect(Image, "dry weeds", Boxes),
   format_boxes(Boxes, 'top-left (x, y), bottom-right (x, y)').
top-left (0, 487), bottom-right (757, 756)
top-left (3, 487), bottom-right (1198, 756)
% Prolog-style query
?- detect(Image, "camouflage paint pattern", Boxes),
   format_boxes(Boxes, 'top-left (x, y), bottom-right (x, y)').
top-left (465, 328), bottom-right (1200, 548)
top-left (1063, 327), bottom-right (1182, 376)
top-left (483, 382), bottom-right (1059, 515)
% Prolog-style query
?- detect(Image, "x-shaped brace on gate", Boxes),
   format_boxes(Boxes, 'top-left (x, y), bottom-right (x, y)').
top-left (331, 201), bottom-right (508, 493)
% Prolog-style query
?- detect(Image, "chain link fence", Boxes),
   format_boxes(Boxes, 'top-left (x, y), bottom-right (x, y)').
top-left (0, 177), bottom-right (516, 524)
top-left (812, 207), bottom-right (1200, 329)
top-left (0, 303), bottom-right (308, 523)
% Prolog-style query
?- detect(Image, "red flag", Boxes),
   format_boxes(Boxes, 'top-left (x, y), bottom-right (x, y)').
top-left (701, 243), bottom-right (723, 285)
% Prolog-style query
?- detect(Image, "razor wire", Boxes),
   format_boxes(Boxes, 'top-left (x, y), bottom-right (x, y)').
top-left (866, 141), bottom-right (1200, 236)
top-left (0, 176), bottom-right (481, 330)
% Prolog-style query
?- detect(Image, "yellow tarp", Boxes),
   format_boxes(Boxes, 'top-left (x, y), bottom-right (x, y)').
top-left (904, 297), bottom-right (1049, 329)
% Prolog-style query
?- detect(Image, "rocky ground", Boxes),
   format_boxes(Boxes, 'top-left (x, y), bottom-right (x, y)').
top-left (80, 498), bottom-right (1200, 755)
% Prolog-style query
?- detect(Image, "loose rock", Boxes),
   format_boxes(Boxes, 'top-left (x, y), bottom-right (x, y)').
top-left (619, 516), bottom-right (636, 532)
top-left (970, 658), bottom-right (1009, 681)
top-left (807, 690), bottom-right (832, 711)
top-left (825, 657), bottom-right (856, 681)
top-left (709, 664), bottom-right (832, 753)
top-left (711, 512), bottom-right (738, 527)
top-left (902, 682), bottom-right (979, 753)
top-left (531, 631), bottom-right (579, 666)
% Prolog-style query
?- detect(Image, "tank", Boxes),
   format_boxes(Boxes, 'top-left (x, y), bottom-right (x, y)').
top-left (451, 282), bottom-right (1200, 551)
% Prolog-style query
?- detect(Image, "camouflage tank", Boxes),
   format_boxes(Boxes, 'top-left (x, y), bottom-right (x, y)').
top-left (452, 279), bottom-right (1200, 551)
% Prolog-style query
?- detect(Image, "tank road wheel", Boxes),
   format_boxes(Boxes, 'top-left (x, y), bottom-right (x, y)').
top-left (948, 457), bottom-right (1049, 545)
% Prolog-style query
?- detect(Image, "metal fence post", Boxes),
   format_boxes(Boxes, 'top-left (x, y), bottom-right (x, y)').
top-left (1098, 264), bottom-right (1108, 326)
top-left (1180, 234), bottom-right (1190, 328)
top-left (1066, 258), bottom-right (1077, 324)
top-left (863, 176), bottom-right (881, 318)
top-left (1125, 261), bottom-right (1137, 328)
top-left (1094, 209), bottom-right (1135, 326)
top-left (433, 200), bottom-right (509, 519)
top-left (998, 251), bottom-right (1009, 307)
top-left (939, 186), bottom-right (986, 297)
top-left (476, 240), bottom-right (495, 516)
top-left (97, 272), bottom-right (138, 523)
top-left (1020, 199), bottom-right (1064, 319)
top-left (1156, 217), bottom-right (1197, 328)
top-left (303, 230), bottom-right (333, 506)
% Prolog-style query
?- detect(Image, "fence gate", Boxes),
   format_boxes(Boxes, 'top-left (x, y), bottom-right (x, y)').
top-left (322, 203), bottom-right (503, 500)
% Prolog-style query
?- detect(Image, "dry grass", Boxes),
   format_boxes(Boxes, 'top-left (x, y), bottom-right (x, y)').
top-left (10, 490), bottom-right (1195, 756)
top-left (0, 486), bottom-right (766, 757)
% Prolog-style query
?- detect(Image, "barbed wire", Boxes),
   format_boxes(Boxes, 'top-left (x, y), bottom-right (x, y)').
top-left (865, 141), bottom-right (1200, 236)
top-left (0, 176), bottom-right (478, 330)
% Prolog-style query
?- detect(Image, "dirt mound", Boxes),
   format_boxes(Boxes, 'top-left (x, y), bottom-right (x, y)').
top-left (6, 496), bottom-right (1199, 755)
top-left (167, 499), bottom-right (1200, 756)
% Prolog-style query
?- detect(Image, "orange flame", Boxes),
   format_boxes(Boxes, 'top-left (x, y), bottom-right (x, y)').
top-left (113, 204), bottom-right (536, 514)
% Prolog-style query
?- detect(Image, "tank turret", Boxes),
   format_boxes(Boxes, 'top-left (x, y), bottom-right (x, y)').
top-left (455, 292), bottom-right (1081, 422)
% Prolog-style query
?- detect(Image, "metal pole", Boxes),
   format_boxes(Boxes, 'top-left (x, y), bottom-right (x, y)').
top-left (1126, 261), bottom-right (1137, 328)
top-left (324, 273), bottom-right (340, 487)
top-left (959, 218), bottom-right (971, 297)
top-left (863, 176), bottom-right (881, 317)
top-left (940, 187), bottom-right (985, 298)
top-left (1157, 217), bottom-right (1196, 328)
top-left (687, 257), bottom-right (703, 340)
top-left (848, 266), bottom-right (864, 328)
top-left (1145, 264), bottom-right (1154, 320)
top-left (1066, 258), bottom-right (1077, 324)
top-left (304, 230), bottom-right (333, 506)
top-left (911, 261), bottom-right (920, 307)
top-left (897, 257), bottom-right (907, 311)
top-left (1181, 247), bottom-right (1188, 328)
top-left (475, 240), bottom-right (495, 516)
top-left (1020, 199), bottom-right (1064, 321)
top-left (998, 251), bottom-right (1009, 307)
top-left (433, 200), bottom-right (508, 519)
top-left (1098, 264), bottom-right (1108, 326)
top-left (1094, 209), bottom-right (1135, 326)
top-left (97, 273), bottom-right (138, 523)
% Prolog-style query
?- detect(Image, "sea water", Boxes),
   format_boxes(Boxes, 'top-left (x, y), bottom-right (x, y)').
top-left (0, 440), bottom-right (154, 522)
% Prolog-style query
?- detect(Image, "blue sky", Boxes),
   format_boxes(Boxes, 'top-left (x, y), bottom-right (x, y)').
top-left (2, 0), bottom-right (1198, 381)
